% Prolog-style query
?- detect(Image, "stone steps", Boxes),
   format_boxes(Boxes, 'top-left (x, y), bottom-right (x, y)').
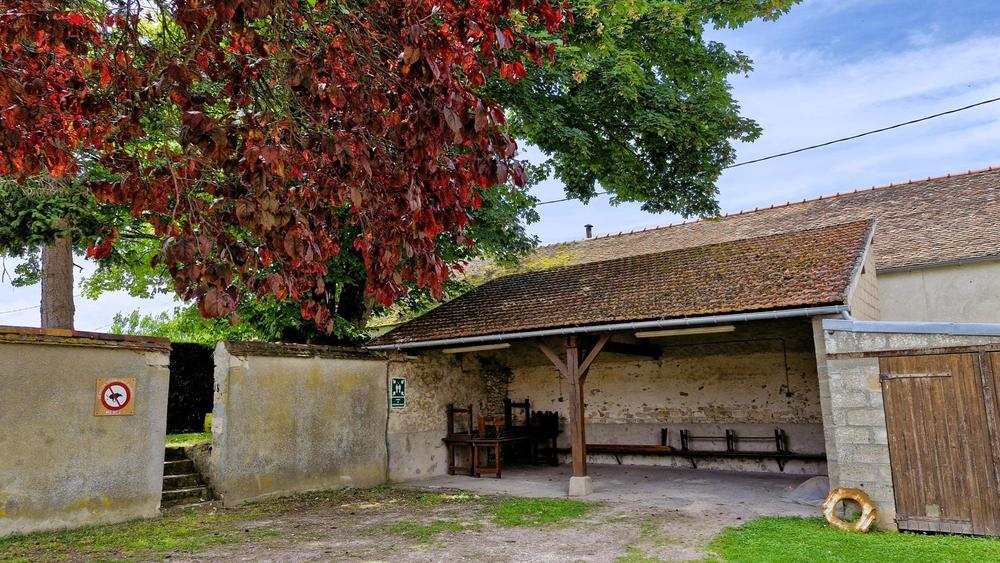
top-left (164, 459), bottom-right (196, 475)
top-left (162, 446), bottom-right (212, 507)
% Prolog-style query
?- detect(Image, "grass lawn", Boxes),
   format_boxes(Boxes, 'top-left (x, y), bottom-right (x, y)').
top-left (165, 432), bottom-right (212, 447)
top-left (0, 506), bottom-right (278, 563)
top-left (488, 497), bottom-right (590, 527)
top-left (709, 517), bottom-right (1000, 562)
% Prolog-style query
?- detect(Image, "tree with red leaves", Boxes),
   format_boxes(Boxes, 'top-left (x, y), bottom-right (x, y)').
top-left (0, 0), bottom-right (570, 332)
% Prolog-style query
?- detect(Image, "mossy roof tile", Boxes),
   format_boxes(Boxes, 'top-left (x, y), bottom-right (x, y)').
top-left (529, 167), bottom-right (1000, 272)
top-left (375, 220), bottom-right (873, 346)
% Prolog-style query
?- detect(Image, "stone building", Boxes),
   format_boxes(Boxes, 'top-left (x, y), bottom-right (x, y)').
top-left (371, 167), bottom-right (1000, 532)
top-left (5, 167), bottom-right (1000, 537)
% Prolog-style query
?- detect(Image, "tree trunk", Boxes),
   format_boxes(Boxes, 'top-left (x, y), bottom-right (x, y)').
top-left (337, 281), bottom-right (373, 328)
top-left (40, 234), bottom-right (75, 330)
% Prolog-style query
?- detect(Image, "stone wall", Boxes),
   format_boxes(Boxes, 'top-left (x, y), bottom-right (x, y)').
top-left (0, 328), bottom-right (170, 537)
top-left (821, 322), bottom-right (1000, 530)
top-left (386, 351), bottom-right (489, 481)
top-left (482, 318), bottom-right (826, 473)
top-left (212, 342), bottom-right (389, 507)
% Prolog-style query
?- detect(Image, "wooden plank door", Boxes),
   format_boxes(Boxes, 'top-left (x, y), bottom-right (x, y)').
top-left (880, 353), bottom-right (1000, 535)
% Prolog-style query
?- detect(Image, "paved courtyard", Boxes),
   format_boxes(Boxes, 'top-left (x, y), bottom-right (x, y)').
top-left (404, 463), bottom-right (819, 518)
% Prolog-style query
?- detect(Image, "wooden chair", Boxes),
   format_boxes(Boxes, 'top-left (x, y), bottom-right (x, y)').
top-left (504, 398), bottom-right (532, 432)
top-left (444, 404), bottom-right (474, 475)
top-left (530, 410), bottom-right (561, 465)
top-left (503, 398), bottom-right (533, 462)
top-left (477, 415), bottom-right (506, 438)
top-left (473, 415), bottom-right (505, 478)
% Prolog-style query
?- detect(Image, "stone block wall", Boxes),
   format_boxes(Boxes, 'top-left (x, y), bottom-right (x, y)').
top-left (848, 246), bottom-right (880, 321)
top-left (821, 353), bottom-right (894, 527)
top-left (0, 328), bottom-right (170, 537)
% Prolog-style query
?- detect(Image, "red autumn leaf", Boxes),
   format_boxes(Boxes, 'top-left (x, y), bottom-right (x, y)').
top-left (0, 0), bottom-right (570, 330)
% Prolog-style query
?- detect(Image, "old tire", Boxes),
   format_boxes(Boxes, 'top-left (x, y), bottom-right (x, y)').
top-left (822, 487), bottom-right (878, 532)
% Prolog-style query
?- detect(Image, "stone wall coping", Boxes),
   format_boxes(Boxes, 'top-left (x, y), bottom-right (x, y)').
top-left (824, 319), bottom-right (1000, 336)
top-left (223, 340), bottom-right (385, 360)
top-left (0, 325), bottom-right (170, 352)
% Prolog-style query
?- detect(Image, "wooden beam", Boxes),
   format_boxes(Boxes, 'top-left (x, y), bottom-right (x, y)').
top-left (578, 333), bottom-right (611, 379)
top-left (538, 342), bottom-right (568, 377)
top-left (539, 334), bottom-right (609, 480)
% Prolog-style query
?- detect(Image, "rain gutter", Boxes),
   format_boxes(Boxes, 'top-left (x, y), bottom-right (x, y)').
top-left (367, 304), bottom-right (850, 351)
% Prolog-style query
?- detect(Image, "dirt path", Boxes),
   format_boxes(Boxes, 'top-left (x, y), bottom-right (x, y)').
top-left (4, 485), bottom-right (806, 562)
top-left (171, 487), bottom-right (757, 562)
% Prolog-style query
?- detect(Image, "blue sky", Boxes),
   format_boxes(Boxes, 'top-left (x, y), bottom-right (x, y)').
top-left (528, 0), bottom-right (1000, 242)
top-left (2, 0), bottom-right (1000, 330)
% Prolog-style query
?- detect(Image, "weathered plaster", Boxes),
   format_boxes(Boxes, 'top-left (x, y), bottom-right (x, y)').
top-left (212, 343), bottom-right (388, 507)
top-left (878, 259), bottom-right (1000, 323)
top-left (0, 338), bottom-right (169, 537)
top-left (482, 318), bottom-right (827, 473)
top-left (386, 352), bottom-right (489, 481)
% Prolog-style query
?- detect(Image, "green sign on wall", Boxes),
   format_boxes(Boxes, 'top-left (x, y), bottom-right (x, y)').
top-left (390, 377), bottom-right (406, 409)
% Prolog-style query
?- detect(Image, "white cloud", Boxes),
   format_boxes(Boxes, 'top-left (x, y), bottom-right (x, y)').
top-left (529, 27), bottom-right (1000, 242)
top-left (717, 34), bottom-right (1000, 209)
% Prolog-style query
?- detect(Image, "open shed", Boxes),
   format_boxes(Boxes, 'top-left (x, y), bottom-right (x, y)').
top-left (372, 221), bottom-right (877, 495)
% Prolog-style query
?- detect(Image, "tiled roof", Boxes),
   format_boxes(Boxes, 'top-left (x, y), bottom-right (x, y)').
top-left (374, 221), bottom-right (873, 346)
top-left (532, 167), bottom-right (1000, 272)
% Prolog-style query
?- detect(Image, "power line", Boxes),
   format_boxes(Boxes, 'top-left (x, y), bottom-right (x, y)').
top-left (728, 96), bottom-right (1000, 168)
top-left (535, 95), bottom-right (1000, 206)
top-left (0, 291), bottom-right (90, 317)
top-left (0, 305), bottom-right (40, 316)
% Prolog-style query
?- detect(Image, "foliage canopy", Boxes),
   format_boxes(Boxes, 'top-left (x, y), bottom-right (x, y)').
top-left (1, 0), bottom-right (799, 341)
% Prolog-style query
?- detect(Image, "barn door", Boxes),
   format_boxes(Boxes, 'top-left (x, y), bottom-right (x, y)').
top-left (880, 353), bottom-right (1000, 535)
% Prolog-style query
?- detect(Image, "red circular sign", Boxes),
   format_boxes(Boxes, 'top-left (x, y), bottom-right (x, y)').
top-left (100, 381), bottom-right (132, 411)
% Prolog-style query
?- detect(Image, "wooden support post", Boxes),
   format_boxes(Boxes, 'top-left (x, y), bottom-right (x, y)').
top-left (565, 336), bottom-right (585, 477)
top-left (538, 333), bottom-right (610, 492)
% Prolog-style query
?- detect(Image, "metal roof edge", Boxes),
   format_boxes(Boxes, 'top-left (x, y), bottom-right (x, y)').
top-left (369, 305), bottom-right (849, 351)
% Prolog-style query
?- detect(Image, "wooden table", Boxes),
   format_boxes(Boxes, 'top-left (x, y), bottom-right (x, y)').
top-left (444, 433), bottom-right (533, 478)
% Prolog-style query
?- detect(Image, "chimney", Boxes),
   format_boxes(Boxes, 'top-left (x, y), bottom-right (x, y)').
top-left (584, 224), bottom-right (594, 239)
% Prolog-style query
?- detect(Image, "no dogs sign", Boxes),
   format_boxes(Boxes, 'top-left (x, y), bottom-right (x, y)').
top-left (95, 378), bottom-right (136, 416)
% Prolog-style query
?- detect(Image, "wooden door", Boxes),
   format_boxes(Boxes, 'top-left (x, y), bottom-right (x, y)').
top-left (880, 353), bottom-right (1000, 535)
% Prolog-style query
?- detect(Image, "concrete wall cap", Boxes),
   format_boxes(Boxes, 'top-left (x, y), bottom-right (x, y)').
top-left (222, 340), bottom-right (385, 360)
top-left (823, 319), bottom-right (1000, 336)
top-left (0, 325), bottom-right (170, 351)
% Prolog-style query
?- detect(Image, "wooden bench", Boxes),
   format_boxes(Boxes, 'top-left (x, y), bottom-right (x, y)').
top-left (583, 427), bottom-right (826, 472)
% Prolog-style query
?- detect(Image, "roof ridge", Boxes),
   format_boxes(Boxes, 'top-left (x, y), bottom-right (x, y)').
top-left (540, 165), bottom-right (999, 248)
